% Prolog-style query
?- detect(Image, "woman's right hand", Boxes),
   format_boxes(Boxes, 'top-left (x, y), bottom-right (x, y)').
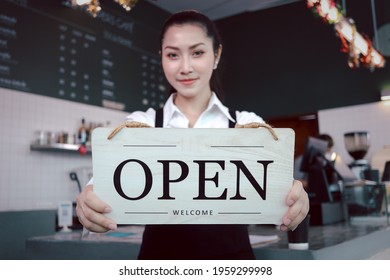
top-left (76, 184), bottom-right (117, 233)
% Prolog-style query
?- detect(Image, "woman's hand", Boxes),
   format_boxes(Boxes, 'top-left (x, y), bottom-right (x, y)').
top-left (280, 180), bottom-right (309, 231)
top-left (76, 184), bottom-right (117, 233)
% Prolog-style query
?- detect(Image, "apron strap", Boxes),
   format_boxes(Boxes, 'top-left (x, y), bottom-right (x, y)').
top-left (155, 107), bottom-right (164, 128)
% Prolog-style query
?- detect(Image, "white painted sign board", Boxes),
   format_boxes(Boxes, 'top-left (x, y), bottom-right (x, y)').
top-left (92, 128), bottom-right (295, 225)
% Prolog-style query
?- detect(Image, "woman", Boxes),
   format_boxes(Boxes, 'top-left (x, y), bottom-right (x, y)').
top-left (76, 10), bottom-right (309, 259)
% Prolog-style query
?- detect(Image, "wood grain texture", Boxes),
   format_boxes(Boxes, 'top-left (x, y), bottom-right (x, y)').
top-left (92, 128), bottom-right (295, 225)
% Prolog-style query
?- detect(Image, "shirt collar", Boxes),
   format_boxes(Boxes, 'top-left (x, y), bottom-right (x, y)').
top-left (162, 92), bottom-right (235, 127)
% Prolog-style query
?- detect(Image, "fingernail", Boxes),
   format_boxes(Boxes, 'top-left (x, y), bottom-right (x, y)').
top-left (108, 223), bottom-right (117, 231)
top-left (280, 225), bottom-right (288, 232)
top-left (103, 207), bottom-right (112, 213)
top-left (287, 199), bottom-right (294, 206)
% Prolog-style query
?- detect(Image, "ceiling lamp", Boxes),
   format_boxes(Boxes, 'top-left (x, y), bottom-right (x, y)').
top-left (70, 0), bottom-right (138, 17)
top-left (307, 0), bottom-right (386, 70)
top-left (114, 0), bottom-right (139, 11)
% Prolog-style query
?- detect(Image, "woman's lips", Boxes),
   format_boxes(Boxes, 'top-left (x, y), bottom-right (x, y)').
top-left (178, 78), bottom-right (197, 85)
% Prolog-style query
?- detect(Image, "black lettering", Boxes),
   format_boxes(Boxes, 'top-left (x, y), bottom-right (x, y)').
top-left (230, 160), bottom-right (274, 200)
top-left (113, 159), bottom-right (152, 200)
top-left (157, 160), bottom-right (189, 200)
top-left (193, 160), bottom-right (227, 200)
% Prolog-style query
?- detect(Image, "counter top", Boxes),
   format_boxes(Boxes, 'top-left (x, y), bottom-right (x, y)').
top-left (26, 217), bottom-right (390, 260)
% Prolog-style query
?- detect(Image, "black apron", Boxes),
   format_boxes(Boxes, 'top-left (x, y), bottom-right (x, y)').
top-left (138, 108), bottom-right (255, 260)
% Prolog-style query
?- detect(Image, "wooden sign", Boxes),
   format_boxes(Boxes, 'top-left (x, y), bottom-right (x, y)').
top-left (92, 128), bottom-right (295, 225)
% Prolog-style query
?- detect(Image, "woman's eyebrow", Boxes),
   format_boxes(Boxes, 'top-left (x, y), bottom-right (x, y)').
top-left (164, 43), bottom-right (206, 51)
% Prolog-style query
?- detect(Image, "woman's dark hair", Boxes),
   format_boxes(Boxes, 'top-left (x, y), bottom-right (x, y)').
top-left (159, 10), bottom-right (224, 99)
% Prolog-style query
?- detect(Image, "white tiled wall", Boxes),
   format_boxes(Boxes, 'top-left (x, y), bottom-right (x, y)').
top-left (318, 101), bottom-right (390, 170)
top-left (0, 88), bottom-right (129, 211)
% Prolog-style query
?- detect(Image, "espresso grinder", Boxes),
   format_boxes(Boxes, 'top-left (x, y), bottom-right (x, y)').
top-left (344, 131), bottom-right (370, 180)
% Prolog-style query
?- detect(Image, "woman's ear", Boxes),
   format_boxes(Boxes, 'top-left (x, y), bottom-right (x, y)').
top-left (214, 44), bottom-right (223, 69)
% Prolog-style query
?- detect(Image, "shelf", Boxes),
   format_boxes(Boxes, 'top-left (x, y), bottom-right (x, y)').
top-left (30, 143), bottom-right (91, 155)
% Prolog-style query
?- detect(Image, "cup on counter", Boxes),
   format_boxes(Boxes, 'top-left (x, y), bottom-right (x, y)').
top-left (287, 215), bottom-right (310, 250)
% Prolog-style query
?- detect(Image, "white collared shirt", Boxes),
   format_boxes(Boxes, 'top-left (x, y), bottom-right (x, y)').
top-left (126, 92), bottom-right (264, 128)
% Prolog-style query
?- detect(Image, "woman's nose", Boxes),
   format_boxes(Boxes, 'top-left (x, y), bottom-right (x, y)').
top-left (180, 57), bottom-right (193, 74)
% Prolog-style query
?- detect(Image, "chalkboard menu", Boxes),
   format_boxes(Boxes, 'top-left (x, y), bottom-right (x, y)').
top-left (0, 0), bottom-right (169, 111)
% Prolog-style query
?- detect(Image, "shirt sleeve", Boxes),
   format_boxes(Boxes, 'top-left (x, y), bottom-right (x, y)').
top-left (125, 108), bottom-right (156, 127)
top-left (235, 110), bottom-right (265, 125)
top-left (86, 177), bottom-right (93, 186)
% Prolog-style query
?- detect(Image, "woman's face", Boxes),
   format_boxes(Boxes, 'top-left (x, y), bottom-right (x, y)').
top-left (161, 23), bottom-right (218, 99)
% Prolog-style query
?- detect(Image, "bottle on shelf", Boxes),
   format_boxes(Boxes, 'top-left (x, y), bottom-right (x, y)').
top-left (86, 121), bottom-right (95, 147)
top-left (77, 118), bottom-right (88, 146)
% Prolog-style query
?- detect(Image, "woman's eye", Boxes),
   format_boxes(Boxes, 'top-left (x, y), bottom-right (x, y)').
top-left (193, 50), bottom-right (204, 57)
top-left (167, 53), bottom-right (178, 59)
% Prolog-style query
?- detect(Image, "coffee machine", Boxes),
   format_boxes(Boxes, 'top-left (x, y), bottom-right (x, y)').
top-left (344, 131), bottom-right (370, 180)
top-left (342, 131), bottom-right (386, 216)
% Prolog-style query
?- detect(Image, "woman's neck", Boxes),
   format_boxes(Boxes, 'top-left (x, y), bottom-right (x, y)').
top-left (174, 90), bottom-right (212, 127)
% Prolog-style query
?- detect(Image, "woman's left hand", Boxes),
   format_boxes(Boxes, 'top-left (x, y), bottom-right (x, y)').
top-left (280, 180), bottom-right (309, 231)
